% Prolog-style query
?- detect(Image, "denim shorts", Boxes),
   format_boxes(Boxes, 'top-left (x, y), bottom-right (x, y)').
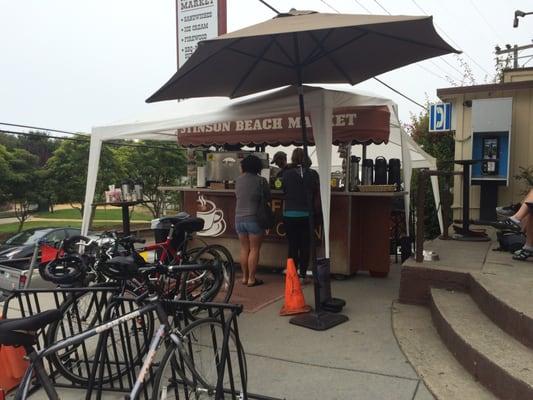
top-left (235, 219), bottom-right (264, 235)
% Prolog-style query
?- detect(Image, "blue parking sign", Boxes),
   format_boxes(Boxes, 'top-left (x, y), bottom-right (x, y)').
top-left (429, 103), bottom-right (452, 132)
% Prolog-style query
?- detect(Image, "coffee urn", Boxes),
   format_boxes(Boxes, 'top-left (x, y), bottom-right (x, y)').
top-left (362, 159), bottom-right (374, 185)
top-left (388, 158), bottom-right (402, 190)
top-left (374, 156), bottom-right (388, 184)
top-left (348, 155), bottom-right (361, 191)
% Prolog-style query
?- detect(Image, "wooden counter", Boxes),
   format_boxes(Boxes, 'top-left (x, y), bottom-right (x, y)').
top-left (162, 186), bottom-right (405, 277)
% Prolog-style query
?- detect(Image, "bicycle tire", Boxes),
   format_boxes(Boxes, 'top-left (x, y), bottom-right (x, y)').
top-left (46, 287), bottom-right (154, 386)
top-left (182, 244), bottom-right (235, 306)
top-left (200, 244), bottom-right (235, 304)
top-left (152, 318), bottom-right (247, 400)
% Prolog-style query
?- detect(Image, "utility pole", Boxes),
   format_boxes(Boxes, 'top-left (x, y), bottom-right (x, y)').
top-left (494, 9), bottom-right (533, 70)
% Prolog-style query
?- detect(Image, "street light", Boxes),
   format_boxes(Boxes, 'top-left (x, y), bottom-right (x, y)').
top-left (513, 10), bottom-right (533, 28)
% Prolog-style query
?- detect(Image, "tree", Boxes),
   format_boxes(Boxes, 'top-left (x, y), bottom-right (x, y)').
top-left (5, 148), bottom-right (41, 232)
top-left (406, 108), bottom-right (455, 239)
top-left (0, 144), bottom-right (14, 206)
top-left (45, 138), bottom-right (121, 216)
top-left (115, 141), bottom-right (187, 217)
top-left (16, 131), bottom-right (59, 167)
top-left (0, 132), bottom-right (18, 149)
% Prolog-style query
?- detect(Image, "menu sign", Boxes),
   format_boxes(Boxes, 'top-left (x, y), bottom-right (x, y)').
top-left (176, 0), bottom-right (227, 68)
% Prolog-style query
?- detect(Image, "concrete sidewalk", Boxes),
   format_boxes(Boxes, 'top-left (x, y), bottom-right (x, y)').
top-left (239, 263), bottom-right (432, 400)
top-left (1, 262), bottom-right (431, 400)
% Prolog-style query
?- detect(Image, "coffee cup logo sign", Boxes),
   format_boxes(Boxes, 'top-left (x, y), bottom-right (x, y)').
top-left (196, 194), bottom-right (226, 237)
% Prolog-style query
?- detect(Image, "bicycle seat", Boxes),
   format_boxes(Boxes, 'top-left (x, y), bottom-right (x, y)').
top-left (159, 215), bottom-right (205, 233)
top-left (0, 309), bottom-right (62, 346)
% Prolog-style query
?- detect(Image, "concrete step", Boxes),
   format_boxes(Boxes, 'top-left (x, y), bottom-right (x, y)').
top-left (430, 288), bottom-right (533, 400)
top-left (392, 302), bottom-right (496, 400)
top-left (470, 270), bottom-right (533, 349)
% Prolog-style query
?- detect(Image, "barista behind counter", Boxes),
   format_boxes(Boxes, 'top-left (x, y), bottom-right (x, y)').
top-left (270, 151), bottom-right (288, 180)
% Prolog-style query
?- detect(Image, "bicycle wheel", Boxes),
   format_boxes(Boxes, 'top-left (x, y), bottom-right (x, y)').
top-left (152, 318), bottom-right (247, 400)
top-left (47, 288), bottom-right (154, 385)
top-left (184, 244), bottom-right (235, 303)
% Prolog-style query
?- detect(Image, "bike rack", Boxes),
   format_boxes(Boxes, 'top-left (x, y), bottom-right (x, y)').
top-left (2, 287), bottom-right (282, 400)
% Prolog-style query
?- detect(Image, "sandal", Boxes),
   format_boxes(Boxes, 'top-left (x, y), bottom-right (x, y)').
top-left (512, 248), bottom-right (533, 261)
top-left (247, 279), bottom-right (264, 287)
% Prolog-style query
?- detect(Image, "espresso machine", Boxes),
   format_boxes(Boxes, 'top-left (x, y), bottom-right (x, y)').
top-left (204, 151), bottom-right (268, 186)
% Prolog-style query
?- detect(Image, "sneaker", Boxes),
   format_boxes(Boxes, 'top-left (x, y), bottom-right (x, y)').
top-left (492, 218), bottom-right (522, 232)
top-left (496, 203), bottom-right (520, 217)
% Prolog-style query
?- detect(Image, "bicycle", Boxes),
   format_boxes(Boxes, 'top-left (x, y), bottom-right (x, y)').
top-left (1, 264), bottom-right (247, 400)
top-left (44, 213), bottom-right (235, 307)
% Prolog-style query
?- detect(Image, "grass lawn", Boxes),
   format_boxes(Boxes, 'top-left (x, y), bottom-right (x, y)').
top-left (34, 207), bottom-right (152, 221)
top-left (0, 220), bottom-right (151, 239)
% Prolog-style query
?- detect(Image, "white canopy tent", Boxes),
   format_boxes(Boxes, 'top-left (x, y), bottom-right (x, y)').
top-left (82, 85), bottom-right (442, 255)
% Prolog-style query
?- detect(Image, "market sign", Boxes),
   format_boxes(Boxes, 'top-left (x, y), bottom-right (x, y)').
top-left (176, 0), bottom-right (227, 68)
top-left (176, 106), bottom-right (391, 146)
top-left (429, 102), bottom-right (452, 132)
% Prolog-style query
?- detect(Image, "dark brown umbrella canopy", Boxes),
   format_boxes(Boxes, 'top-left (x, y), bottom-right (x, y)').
top-left (147, 10), bottom-right (459, 102)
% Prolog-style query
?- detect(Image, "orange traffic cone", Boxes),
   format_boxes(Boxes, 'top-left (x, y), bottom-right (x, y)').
top-left (280, 258), bottom-right (312, 316)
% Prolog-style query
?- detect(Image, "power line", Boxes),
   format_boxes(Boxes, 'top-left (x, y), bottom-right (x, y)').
top-left (372, 0), bottom-right (391, 15)
top-left (467, 0), bottom-right (504, 44)
top-left (0, 129), bottom-right (184, 151)
top-left (0, 122), bottom-right (86, 137)
top-left (320, 0), bottom-right (340, 13)
top-left (372, 77), bottom-right (427, 110)
top-left (409, 0), bottom-right (491, 76)
top-left (349, 1), bottom-right (463, 83)
top-left (321, 1), bottom-right (439, 110)
top-left (352, 0), bottom-right (372, 13)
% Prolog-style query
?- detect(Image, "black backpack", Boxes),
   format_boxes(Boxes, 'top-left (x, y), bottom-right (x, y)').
top-left (495, 230), bottom-right (526, 253)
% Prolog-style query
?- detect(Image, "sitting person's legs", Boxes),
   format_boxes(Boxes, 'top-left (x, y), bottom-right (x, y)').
top-left (513, 213), bottom-right (533, 261)
top-left (499, 189), bottom-right (533, 231)
top-left (511, 188), bottom-right (533, 222)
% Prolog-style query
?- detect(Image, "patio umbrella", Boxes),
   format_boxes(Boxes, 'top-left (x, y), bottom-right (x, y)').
top-left (147, 9), bottom-right (458, 102)
top-left (147, 9), bottom-right (459, 330)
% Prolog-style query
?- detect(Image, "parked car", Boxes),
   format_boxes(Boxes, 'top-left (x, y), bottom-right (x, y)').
top-left (0, 227), bottom-right (83, 299)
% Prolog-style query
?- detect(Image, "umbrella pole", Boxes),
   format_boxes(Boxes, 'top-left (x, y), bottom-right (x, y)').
top-left (289, 64), bottom-right (348, 331)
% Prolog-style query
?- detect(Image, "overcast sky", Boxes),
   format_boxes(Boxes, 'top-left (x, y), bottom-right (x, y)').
top-left (0, 0), bottom-right (532, 134)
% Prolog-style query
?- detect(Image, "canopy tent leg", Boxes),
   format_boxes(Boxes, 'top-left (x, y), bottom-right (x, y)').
top-left (81, 136), bottom-right (103, 235)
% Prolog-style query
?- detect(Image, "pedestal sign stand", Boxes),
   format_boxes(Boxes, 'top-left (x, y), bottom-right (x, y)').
top-left (452, 160), bottom-right (490, 242)
top-left (92, 201), bottom-right (145, 236)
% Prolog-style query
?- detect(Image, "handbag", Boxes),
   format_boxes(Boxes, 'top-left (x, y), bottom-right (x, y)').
top-left (256, 177), bottom-right (275, 229)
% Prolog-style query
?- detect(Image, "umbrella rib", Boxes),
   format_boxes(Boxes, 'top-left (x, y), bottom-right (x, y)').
top-left (227, 46), bottom-right (293, 69)
top-left (148, 38), bottom-right (246, 100)
top-left (304, 30), bottom-right (370, 65)
top-left (300, 29), bottom-right (334, 65)
top-left (230, 36), bottom-right (277, 98)
top-left (352, 26), bottom-right (458, 53)
top-left (305, 31), bottom-right (355, 85)
top-left (271, 37), bottom-right (297, 66)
